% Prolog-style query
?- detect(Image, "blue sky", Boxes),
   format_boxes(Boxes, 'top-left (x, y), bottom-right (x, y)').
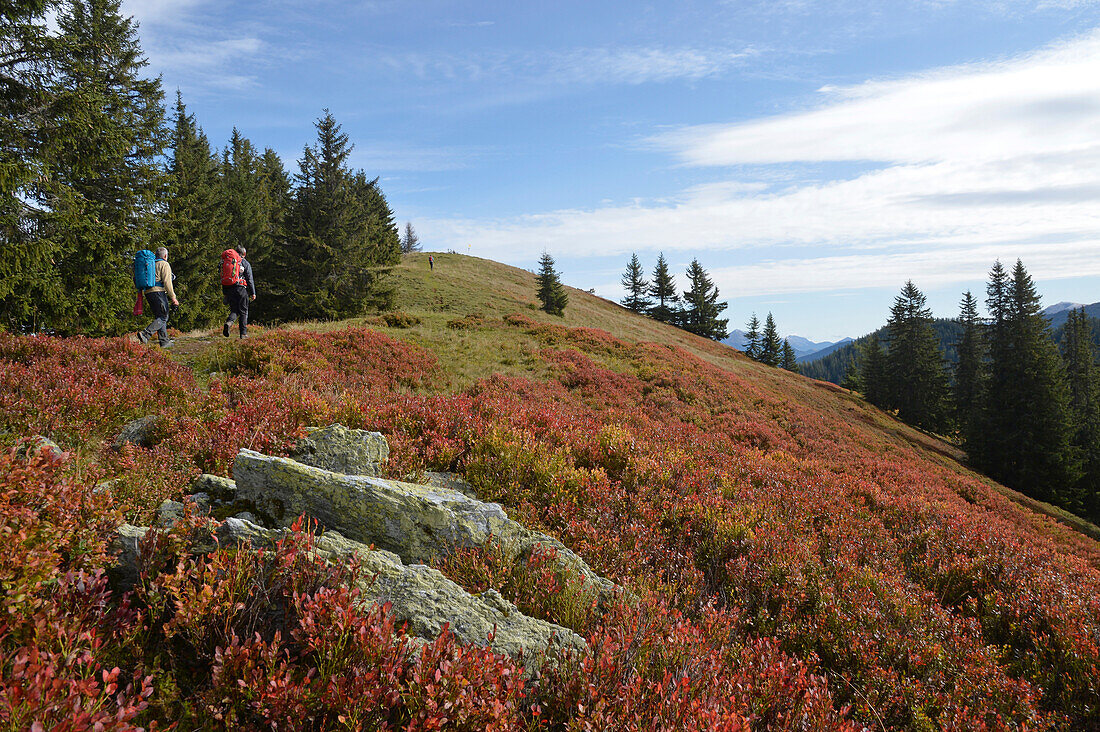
top-left (125, 0), bottom-right (1100, 341)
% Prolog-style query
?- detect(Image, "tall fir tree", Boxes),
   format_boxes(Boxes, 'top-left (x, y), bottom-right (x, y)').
top-left (279, 110), bottom-right (400, 321)
top-left (780, 339), bottom-right (798, 371)
top-left (1061, 308), bottom-right (1100, 519)
top-left (679, 259), bottom-right (728, 340)
top-left (39, 0), bottom-right (168, 334)
top-left (620, 253), bottom-right (651, 314)
top-left (161, 92), bottom-right (225, 331)
top-left (973, 260), bottom-right (1077, 504)
top-left (954, 290), bottom-right (984, 445)
top-left (247, 146), bottom-right (291, 322)
top-left (884, 281), bottom-right (949, 431)
top-left (648, 252), bottom-right (679, 323)
top-left (744, 313), bottom-right (761, 359)
top-left (758, 312), bottom-right (781, 366)
top-left (535, 252), bottom-right (568, 316)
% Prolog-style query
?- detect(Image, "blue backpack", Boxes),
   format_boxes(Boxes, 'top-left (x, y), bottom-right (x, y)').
top-left (134, 250), bottom-right (157, 290)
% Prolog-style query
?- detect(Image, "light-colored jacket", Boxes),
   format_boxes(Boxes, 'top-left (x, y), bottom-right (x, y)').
top-left (144, 259), bottom-right (176, 300)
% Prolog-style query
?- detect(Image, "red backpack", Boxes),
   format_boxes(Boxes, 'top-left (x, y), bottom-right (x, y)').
top-left (221, 249), bottom-right (245, 286)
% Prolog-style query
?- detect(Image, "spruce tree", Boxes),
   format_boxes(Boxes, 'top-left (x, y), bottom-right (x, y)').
top-left (859, 337), bottom-right (888, 407)
top-left (400, 222), bottom-right (421, 253)
top-left (280, 110), bottom-right (400, 321)
top-left (954, 290), bottom-right (984, 445)
top-left (841, 355), bottom-right (863, 392)
top-left (248, 147), bottom-right (291, 322)
top-left (758, 313), bottom-right (781, 366)
top-left (161, 93), bottom-right (225, 331)
top-left (620, 253), bottom-right (651, 314)
top-left (536, 252), bottom-right (567, 316)
top-left (884, 281), bottom-right (949, 431)
top-left (780, 339), bottom-right (798, 371)
top-left (680, 259), bottom-right (728, 340)
top-left (744, 313), bottom-right (761, 359)
top-left (1061, 308), bottom-right (1100, 519)
top-left (0, 0), bottom-right (65, 330)
top-left (648, 252), bottom-right (679, 323)
top-left (38, 0), bottom-right (167, 334)
top-left (973, 260), bottom-right (1076, 504)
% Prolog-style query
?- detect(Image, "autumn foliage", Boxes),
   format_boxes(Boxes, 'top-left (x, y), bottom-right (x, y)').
top-left (3, 318), bottom-right (1100, 729)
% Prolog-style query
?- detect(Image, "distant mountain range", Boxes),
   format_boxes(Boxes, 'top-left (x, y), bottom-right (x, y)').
top-left (722, 331), bottom-right (846, 361)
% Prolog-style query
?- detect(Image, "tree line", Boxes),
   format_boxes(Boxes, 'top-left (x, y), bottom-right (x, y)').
top-left (620, 252), bottom-right (729, 340)
top-left (2, 0), bottom-right (402, 335)
top-left (847, 261), bottom-right (1099, 523)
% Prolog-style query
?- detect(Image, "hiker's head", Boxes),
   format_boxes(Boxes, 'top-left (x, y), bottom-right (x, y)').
top-left (155, 247), bottom-right (168, 261)
top-left (235, 245), bottom-right (246, 257)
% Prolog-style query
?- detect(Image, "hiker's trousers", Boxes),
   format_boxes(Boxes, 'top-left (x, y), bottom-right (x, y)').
top-left (223, 284), bottom-right (249, 335)
top-left (142, 291), bottom-right (170, 345)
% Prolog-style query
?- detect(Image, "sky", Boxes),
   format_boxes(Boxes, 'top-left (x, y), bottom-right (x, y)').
top-left (122, 0), bottom-right (1100, 342)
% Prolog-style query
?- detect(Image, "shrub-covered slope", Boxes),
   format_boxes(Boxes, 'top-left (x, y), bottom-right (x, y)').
top-left (3, 253), bottom-right (1100, 730)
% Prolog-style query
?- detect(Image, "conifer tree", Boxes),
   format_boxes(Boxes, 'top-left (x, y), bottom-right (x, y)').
top-left (400, 222), bottom-right (420, 253)
top-left (758, 312), bottom-right (781, 366)
top-left (1061, 308), bottom-right (1100, 519)
top-left (680, 259), bottom-right (728, 340)
top-left (841, 355), bottom-right (863, 392)
top-left (279, 110), bottom-right (400, 321)
top-left (973, 260), bottom-right (1076, 503)
top-left (744, 313), bottom-right (761, 359)
top-left (648, 252), bottom-right (680, 323)
top-left (247, 147), bottom-right (291, 322)
top-left (39, 0), bottom-right (168, 334)
top-left (536, 252), bottom-right (568, 316)
top-left (620, 253), bottom-right (651, 314)
top-left (161, 93), bottom-right (225, 331)
top-left (780, 339), bottom-right (798, 371)
top-left (884, 281), bottom-right (949, 431)
top-left (0, 0), bottom-right (65, 330)
top-left (954, 290), bottom-right (984, 444)
top-left (859, 337), bottom-right (888, 407)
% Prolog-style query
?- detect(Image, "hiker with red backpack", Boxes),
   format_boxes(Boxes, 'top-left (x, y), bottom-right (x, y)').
top-left (134, 247), bottom-right (179, 348)
top-left (221, 245), bottom-right (255, 339)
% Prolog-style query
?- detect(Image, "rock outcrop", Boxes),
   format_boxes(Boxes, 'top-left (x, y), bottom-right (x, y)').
top-left (110, 427), bottom-right (622, 668)
top-left (233, 449), bottom-right (618, 607)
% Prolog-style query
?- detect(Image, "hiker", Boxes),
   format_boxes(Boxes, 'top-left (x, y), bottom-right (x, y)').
top-left (222, 245), bottom-right (255, 339)
top-left (137, 247), bottom-right (179, 348)
top-left (429, 254), bottom-right (434, 271)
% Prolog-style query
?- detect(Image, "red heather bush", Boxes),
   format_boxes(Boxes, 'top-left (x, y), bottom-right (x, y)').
top-left (0, 445), bottom-right (153, 730)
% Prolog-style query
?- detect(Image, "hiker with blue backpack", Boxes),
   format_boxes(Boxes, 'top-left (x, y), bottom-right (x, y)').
top-left (133, 247), bottom-right (178, 348)
top-left (221, 245), bottom-right (255, 339)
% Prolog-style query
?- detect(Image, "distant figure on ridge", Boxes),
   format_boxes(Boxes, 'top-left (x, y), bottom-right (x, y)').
top-left (221, 245), bottom-right (255, 339)
top-left (429, 254), bottom-right (434, 271)
top-left (135, 247), bottom-right (179, 348)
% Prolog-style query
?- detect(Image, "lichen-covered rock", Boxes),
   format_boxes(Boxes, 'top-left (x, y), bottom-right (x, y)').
top-left (233, 449), bottom-right (620, 608)
top-left (190, 474), bottom-right (236, 501)
top-left (112, 415), bottom-right (163, 450)
top-left (155, 500), bottom-right (186, 529)
top-left (315, 531), bottom-right (587, 664)
top-left (187, 492), bottom-right (212, 514)
top-left (289, 424), bottom-right (389, 476)
top-left (17, 435), bottom-right (64, 460)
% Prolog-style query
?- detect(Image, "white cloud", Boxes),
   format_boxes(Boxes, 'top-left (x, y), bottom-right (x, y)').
top-left (418, 28), bottom-right (1100, 296)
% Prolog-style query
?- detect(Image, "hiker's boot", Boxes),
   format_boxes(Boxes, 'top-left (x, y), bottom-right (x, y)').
top-left (136, 331), bottom-right (149, 345)
top-left (222, 322), bottom-right (230, 338)
top-left (159, 339), bottom-right (175, 349)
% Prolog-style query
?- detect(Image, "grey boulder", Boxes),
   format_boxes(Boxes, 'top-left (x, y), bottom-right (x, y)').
top-left (289, 424), bottom-right (389, 476)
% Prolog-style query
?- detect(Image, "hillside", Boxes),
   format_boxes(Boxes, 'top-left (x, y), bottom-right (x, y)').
top-left (4, 252), bottom-right (1100, 730)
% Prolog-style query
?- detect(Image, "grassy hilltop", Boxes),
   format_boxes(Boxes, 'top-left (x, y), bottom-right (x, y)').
top-left (4, 252), bottom-right (1100, 729)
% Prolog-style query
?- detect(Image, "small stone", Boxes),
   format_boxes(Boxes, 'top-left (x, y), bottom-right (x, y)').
top-left (233, 511), bottom-right (260, 524)
top-left (155, 499), bottom-right (186, 529)
top-left (112, 415), bottom-right (163, 450)
top-left (185, 492), bottom-right (212, 514)
top-left (17, 435), bottom-right (64, 461)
